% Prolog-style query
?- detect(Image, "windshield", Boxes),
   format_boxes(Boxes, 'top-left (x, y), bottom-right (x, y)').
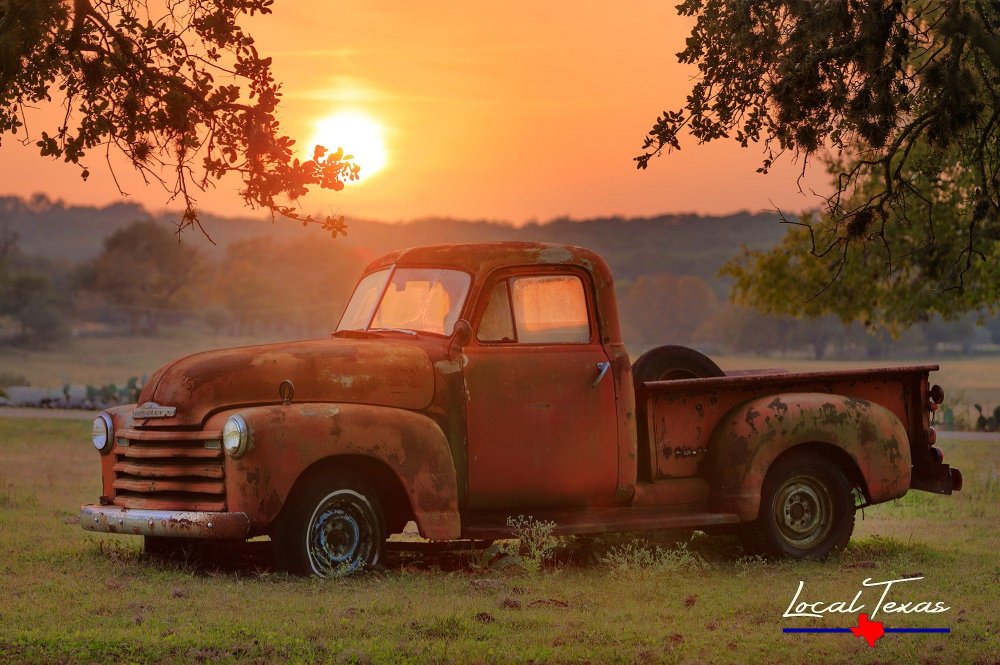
top-left (338, 269), bottom-right (392, 331)
top-left (337, 267), bottom-right (471, 336)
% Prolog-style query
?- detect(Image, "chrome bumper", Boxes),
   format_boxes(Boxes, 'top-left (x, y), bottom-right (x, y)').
top-left (80, 504), bottom-right (251, 539)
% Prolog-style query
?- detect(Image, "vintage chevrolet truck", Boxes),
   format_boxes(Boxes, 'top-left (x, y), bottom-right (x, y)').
top-left (81, 242), bottom-right (961, 575)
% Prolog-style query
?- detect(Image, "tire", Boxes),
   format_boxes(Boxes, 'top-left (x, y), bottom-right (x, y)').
top-left (272, 473), bottom-right (386, 577)
top-left (742, 453), bottom-right (855, 559)
top-left (631, 345), bottom-right (724, 390)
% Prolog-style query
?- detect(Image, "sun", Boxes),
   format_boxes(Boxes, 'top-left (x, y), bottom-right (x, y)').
top-left (306, 111), bottom-right (388, 181)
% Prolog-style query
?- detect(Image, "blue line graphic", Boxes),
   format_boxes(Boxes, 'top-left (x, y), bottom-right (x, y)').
top-left (783, 627), bottom-right (950, 634)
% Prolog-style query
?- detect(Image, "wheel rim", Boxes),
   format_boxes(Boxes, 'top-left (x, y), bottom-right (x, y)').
top-left (306, 489), bottom-right (379, 576)
top-left (772, 473), bottom-right (834, 550)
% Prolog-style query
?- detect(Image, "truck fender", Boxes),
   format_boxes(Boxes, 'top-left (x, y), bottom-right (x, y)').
top-left (705, 392), bottom-right (911, 521)
top-left (207, 403), bottom-right (461, 540)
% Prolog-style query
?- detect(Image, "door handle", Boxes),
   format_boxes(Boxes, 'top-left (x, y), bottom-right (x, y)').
top-left (592, 361), bottom-right (611, 388)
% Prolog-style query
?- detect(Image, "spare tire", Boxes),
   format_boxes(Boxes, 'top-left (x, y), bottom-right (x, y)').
top-left (631, 345), bottom-right (724, 391)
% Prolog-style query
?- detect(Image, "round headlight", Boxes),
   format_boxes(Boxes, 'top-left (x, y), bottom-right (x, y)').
top-left (91, 413), bottom-right (113, 452)
top-left (223, 415), bottom-right (249, 458)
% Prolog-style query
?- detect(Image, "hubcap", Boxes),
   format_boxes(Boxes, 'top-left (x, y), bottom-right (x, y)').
top-left (772, 474), bottom-right (833, 550)
top-left (306, 490), bottom-right (378, 576)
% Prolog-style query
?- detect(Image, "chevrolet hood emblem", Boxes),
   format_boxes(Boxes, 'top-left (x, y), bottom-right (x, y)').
top-left (132, 402), bottom-right (177, 419)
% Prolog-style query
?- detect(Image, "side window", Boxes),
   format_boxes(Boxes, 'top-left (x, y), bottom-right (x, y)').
top-left (510, 275), bottom-right (591, 343)
top-left (477, 281), bottom-right (516, 342)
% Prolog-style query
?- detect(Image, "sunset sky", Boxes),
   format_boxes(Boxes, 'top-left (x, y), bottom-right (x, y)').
top-left (1, 1), bottom-right (830, 224)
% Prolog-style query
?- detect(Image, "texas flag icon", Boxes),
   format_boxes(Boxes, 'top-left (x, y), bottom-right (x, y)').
top-left (850, 613), bottom-right (885, 647)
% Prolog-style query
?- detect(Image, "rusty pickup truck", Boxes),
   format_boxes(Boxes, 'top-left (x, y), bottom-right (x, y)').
top-left (80, 242), bottom-right (961, 575)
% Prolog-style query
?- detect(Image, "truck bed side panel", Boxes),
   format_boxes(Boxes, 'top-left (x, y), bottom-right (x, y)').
top-left (704, 392), bottom-right (911, 519)
top-left (639, 366), bottom-right (931, 479)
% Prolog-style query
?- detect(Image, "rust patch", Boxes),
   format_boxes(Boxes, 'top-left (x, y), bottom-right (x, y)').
top-left (212, 403), bottom-right (461, 540)
top-left (136, 340), bottom-right (436, 427)
top-left (703, 392), bottom-right (912, 520)
top-left (766, 396), bottom-right (788, 415)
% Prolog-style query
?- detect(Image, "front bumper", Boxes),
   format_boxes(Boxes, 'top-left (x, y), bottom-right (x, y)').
top-left (80, 504), bottom-right (251, 539)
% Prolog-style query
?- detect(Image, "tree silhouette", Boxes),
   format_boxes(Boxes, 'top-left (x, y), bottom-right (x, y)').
top-left (641, 0), bottom-right (1000, 318)
top-left (0, 1), bottom-right (357, 237)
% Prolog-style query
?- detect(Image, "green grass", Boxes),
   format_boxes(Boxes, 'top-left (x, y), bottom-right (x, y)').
top-left (1, 418), bottom-right (998, 663)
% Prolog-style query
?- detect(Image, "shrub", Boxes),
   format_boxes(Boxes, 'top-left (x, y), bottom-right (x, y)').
top-left (602, 540), bottom-right (709, 577)
top-left (495, 515), bottom-right (560, 574)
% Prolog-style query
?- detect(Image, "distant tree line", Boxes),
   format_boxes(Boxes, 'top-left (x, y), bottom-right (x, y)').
top-left (1, 219), bottom-right (997, 360)
top-left (0, 220), bottom-right (367, 346)
top-left (617, 275), bottom-right (996, 360)
top-left (0, 226), bottom-right (71, 345)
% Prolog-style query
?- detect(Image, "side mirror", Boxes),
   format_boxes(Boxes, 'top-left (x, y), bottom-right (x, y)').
top-left (450, 319), bottom-right (473, 354)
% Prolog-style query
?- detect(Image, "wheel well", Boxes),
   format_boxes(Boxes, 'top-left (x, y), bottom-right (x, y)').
top-left (768, 442), bottom-right (872, 504)
top-left (277, 455), bottom-right (415, 536)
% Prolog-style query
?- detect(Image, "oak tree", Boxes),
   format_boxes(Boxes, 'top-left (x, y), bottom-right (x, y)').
top-left (641, 0), bottom-right (1000, 325)
top-left (722, 142), bottom-right (1000, 330)
top-left (0, 0), bottom-right (357, 237)
top-left (78, 220), bottom-right (204, 333)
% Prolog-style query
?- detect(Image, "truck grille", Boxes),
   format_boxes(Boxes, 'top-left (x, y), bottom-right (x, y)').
top-left (112, 429), bottom-right (226, 511)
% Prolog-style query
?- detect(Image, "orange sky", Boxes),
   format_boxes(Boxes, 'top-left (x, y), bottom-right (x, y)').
top-left (0, 1), bottom-right (830, 224)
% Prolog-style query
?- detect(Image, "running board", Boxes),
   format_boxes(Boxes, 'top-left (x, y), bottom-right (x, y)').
top-left (461, 506), bottom-right (740, 539)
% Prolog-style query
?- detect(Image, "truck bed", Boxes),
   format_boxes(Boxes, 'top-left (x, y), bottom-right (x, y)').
top-left (636, 365), bottom-right (937, 483)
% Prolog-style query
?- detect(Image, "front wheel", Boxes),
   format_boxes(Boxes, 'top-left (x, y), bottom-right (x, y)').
top-left (272, 474), bottom-right (386, 576)
top-left (742, 453), bottom-right (855, 559)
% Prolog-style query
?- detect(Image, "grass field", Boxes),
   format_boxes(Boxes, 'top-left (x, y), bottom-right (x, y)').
top-left (0, 332), bottom-right (277, 388)
top-left (0, 418), bottom-right (998, 664)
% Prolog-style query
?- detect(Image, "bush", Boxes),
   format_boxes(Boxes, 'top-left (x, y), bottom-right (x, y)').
top-left (0, 371), bottom-right (29, 388)
top-left (494, 515), bottom-right (560, 574)
top-left (602, 540), bottom-right (709, 577)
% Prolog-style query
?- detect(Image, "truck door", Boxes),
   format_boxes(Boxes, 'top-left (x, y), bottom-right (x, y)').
top-left (463, 270), bottom-right (619, 510)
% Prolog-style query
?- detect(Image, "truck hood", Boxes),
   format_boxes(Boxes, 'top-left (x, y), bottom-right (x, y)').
top-left (135, 338), bottom-right (435, 427)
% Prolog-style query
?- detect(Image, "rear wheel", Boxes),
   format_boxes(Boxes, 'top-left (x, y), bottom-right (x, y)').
top-left (272, 473), bottom-right (386, 576)
top-left (742, 453), bottom-right (855, 559)
top-left (631, 345), bottom-right (724, 390)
